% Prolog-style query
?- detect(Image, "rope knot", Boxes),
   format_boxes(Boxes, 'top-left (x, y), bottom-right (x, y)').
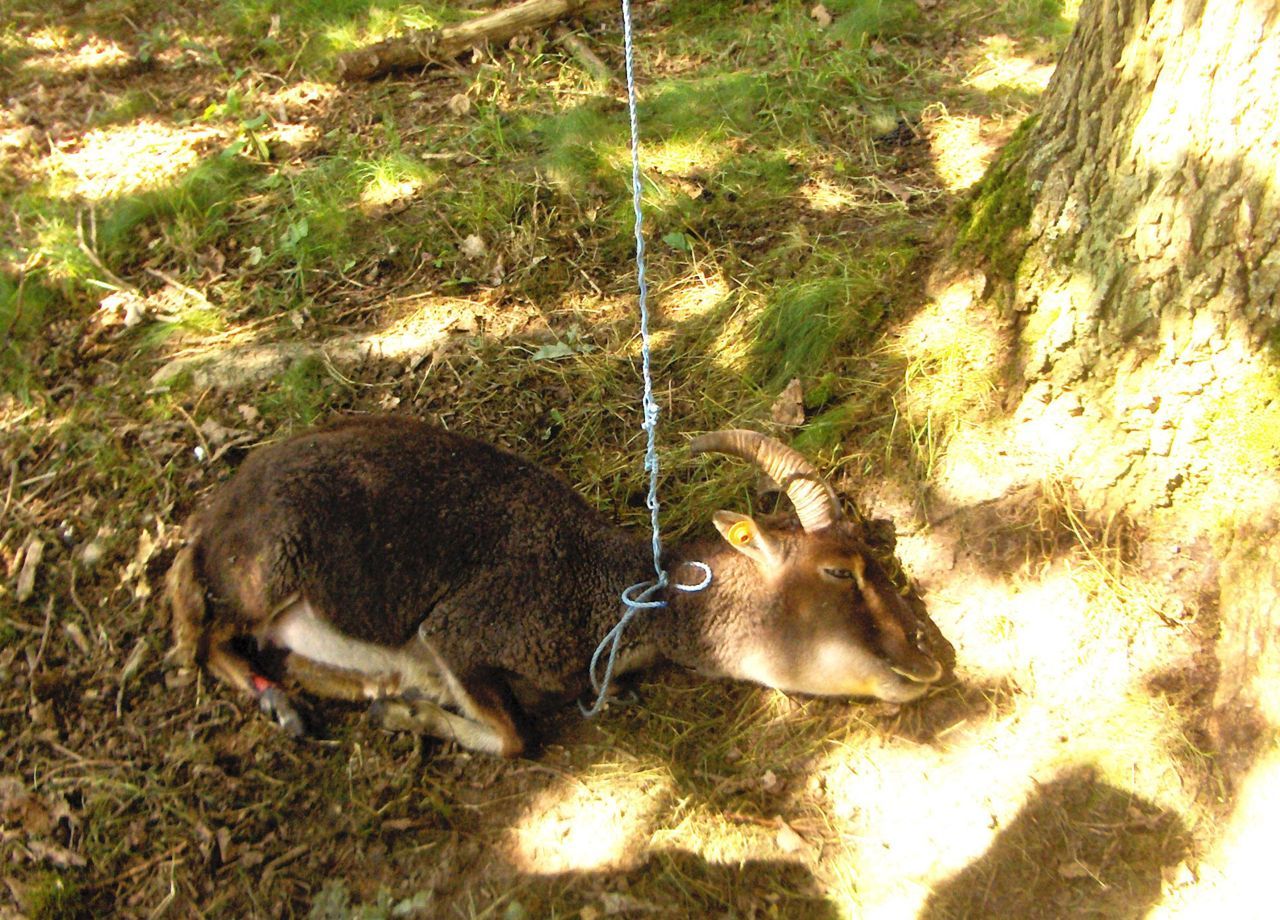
top-left (582, 563), bottom-right (713, 718)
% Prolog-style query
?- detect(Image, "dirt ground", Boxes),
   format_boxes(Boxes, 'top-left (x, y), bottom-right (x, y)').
top-left (2, 2), bottom-right (1271, 918)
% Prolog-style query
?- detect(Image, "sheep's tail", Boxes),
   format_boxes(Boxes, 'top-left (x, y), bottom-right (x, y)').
top-left (165, 537), bottom-right (207, 669)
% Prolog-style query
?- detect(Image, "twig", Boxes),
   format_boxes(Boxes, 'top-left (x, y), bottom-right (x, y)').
top-left (28, 597), bottom-right (55, 705)
top-left (76, 209), bottom-right (134, 292)
top-left (145, 267), bottom-right (215, 311)
top-left (171, 403), bottom-right (212, 463)
top-left (116, 842), bottom-right (190, 883)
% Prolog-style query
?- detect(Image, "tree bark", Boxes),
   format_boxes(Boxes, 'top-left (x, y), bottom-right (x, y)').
top-left (957, 0), bottom-right (1279, 729)
top-left (337, 0), bottom-right (612, 81)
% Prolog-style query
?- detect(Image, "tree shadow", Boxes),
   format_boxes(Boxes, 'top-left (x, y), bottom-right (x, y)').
top-left (921, 765), bottom-right (1190, 920)
top-left (502, 849), bottom-right (838, 919)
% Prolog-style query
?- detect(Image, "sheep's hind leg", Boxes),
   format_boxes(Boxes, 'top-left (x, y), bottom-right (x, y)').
top-left (265, 599), bottom-right (531, 757)
top-left (205, 639), bottom-right (306, 737)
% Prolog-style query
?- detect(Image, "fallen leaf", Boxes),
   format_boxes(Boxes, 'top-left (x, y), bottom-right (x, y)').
top-left (531, 342), bottom-right (576, 361)
top-left (216, 827), bottom-right (234, 866)
top-left (118, 637), bottom-right (149, 689)
top-left (599, 892), bottom-right (660, 915)
top-left (97, 289), bottom-right (147, 328)
top-left (26, 839), bottom-right (86, 869)
top-left (775, 818), bottom-right (808, 854)
top-left (880, 179), bottom-right (915, 203)
top-left (1058, 859), bottom-right (1098, 880)
top-left (120, 528), bottom-right (156, 599)
top-left (63, 621), bottom-right (91, 655)
top-left (771, 378), bottom-right (805, 427)
top-left (0, 777), bottom-right (52, 836)
top-left (447, 92), bottom-right (472, 116)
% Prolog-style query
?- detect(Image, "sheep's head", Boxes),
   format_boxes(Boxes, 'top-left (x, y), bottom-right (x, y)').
top-left (690, 431), bottom-right (949, 703)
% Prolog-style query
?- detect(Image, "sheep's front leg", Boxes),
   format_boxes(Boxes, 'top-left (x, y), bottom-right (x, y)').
top-left (396, 635), bottom-right (536, 758)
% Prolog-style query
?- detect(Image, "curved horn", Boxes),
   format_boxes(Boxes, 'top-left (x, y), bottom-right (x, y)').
top-left (690, 430), bottom-right (841, 532)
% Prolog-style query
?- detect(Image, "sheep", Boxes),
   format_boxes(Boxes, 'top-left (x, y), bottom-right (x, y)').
top-left (166, 415), bottom-right (951, 757)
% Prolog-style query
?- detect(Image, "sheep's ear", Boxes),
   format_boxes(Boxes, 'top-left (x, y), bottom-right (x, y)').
top-left (712, 511), bottom-right (779, 569)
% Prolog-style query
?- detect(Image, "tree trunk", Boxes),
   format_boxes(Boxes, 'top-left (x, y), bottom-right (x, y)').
top-left (957, 0), bottom-right (1279, 731)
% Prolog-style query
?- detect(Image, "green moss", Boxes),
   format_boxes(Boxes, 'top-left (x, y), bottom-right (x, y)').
top-left (24, 872), bottom-right (87, 920)
top-left (1266, 324), bottom-right (1280, 363)
top-left (793, 402), bottom-right (862, 454)
top-left (953, 115), bottom-right (1038, 279)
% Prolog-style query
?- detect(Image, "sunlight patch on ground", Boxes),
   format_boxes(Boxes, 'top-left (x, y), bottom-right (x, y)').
top-left (16, 30), bottom-right (133, 78)
top-left (506, 761), bottom-right (671, 873)
top-left (151, 294), bottom-right (508, 390)
top-left (642, 136), bottom-right (731, 176)
top-left (922, 109), bottom-right (998, 191)
top-left (891, 269), bottom-right (1004, 491)
top-left (1154, 747), bottom-right (1280, 916)
top-left (819, 708), bottom-right (1053, 917)
top-left (322, 6), bottom-right (447, 54)
top-left (264, 122), bottom-right (322, 154)
top-left (648, 806), bottom-right (803, 868)
top-left (263, 81), bottom-right (338, 115)
top-left (42, 121), bottom-right (223, 201)
top-left (811, 546), bottom-right (1203, 915)
top-left (964, 35), bottom-right (1056, 97)
top-left (798, 176), bottom-right (860, 213)
top-left (659, 272), bottom-right (730, 323)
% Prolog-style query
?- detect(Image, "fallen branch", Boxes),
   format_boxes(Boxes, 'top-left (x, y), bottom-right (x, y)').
top-left (552, 24), bottom-right (615, 87)
top-left (337, 0), bottom-right (611, 81)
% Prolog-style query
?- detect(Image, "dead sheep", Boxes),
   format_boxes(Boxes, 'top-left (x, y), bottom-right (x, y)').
top-left (167, 415), bottom-right (950, 757)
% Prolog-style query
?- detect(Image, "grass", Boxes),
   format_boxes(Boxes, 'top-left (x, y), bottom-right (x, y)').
top-left (0, 1), bottom-right (1244, 918)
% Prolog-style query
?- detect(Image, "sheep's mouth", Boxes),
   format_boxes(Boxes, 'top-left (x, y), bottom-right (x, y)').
top-left (890, 658), bottom-right (944, 684)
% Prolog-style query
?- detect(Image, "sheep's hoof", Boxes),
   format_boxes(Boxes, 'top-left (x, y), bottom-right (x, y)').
top-left (258, 687), bottom-right (306, 738)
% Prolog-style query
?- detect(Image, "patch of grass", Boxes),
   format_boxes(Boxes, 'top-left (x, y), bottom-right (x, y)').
top-left (644, 72), bottom-right (769, 140)
top-left (222, 0), bottom-right (462, 66)
top-left (823, 0), bottom-right (924, 43)
top-left (751, 243), bottom-right (916, 388)
top-left (980, 0), bottom-right (1075, 38)
top-left (793, 403), bottom-right (864, 456)
top-left (256, 354), bottom-right (345, 427)
top-left (88, 89), bottom-right (159, 126)
top-left (99, 152), bottom-right (262, 263)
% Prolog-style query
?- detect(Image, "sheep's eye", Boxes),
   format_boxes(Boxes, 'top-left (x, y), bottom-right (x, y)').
top-left (825, 567), bottom-right (855, 580)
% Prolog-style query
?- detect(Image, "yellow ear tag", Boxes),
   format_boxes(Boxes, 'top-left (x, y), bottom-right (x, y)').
top-left (728, 521), bottom-right (753, 546)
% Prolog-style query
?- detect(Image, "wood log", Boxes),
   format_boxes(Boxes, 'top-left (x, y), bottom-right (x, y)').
top-left (337, 0), bottom-right (613, 81)
top-left (552, 24), bottom-right (616, 87)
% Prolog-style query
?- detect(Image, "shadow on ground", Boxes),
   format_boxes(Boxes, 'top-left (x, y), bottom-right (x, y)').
top-left (921, 765), bottom-right (1190, 920)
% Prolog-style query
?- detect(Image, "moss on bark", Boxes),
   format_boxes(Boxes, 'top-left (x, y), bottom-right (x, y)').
top-left (952, 116), bottom-right (1037, 281)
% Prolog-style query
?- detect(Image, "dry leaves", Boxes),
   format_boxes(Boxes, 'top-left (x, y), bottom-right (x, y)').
top-left (771, 378), bottom-right (805, 427)
top-left (810, 5), bottom-right (834, 29)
